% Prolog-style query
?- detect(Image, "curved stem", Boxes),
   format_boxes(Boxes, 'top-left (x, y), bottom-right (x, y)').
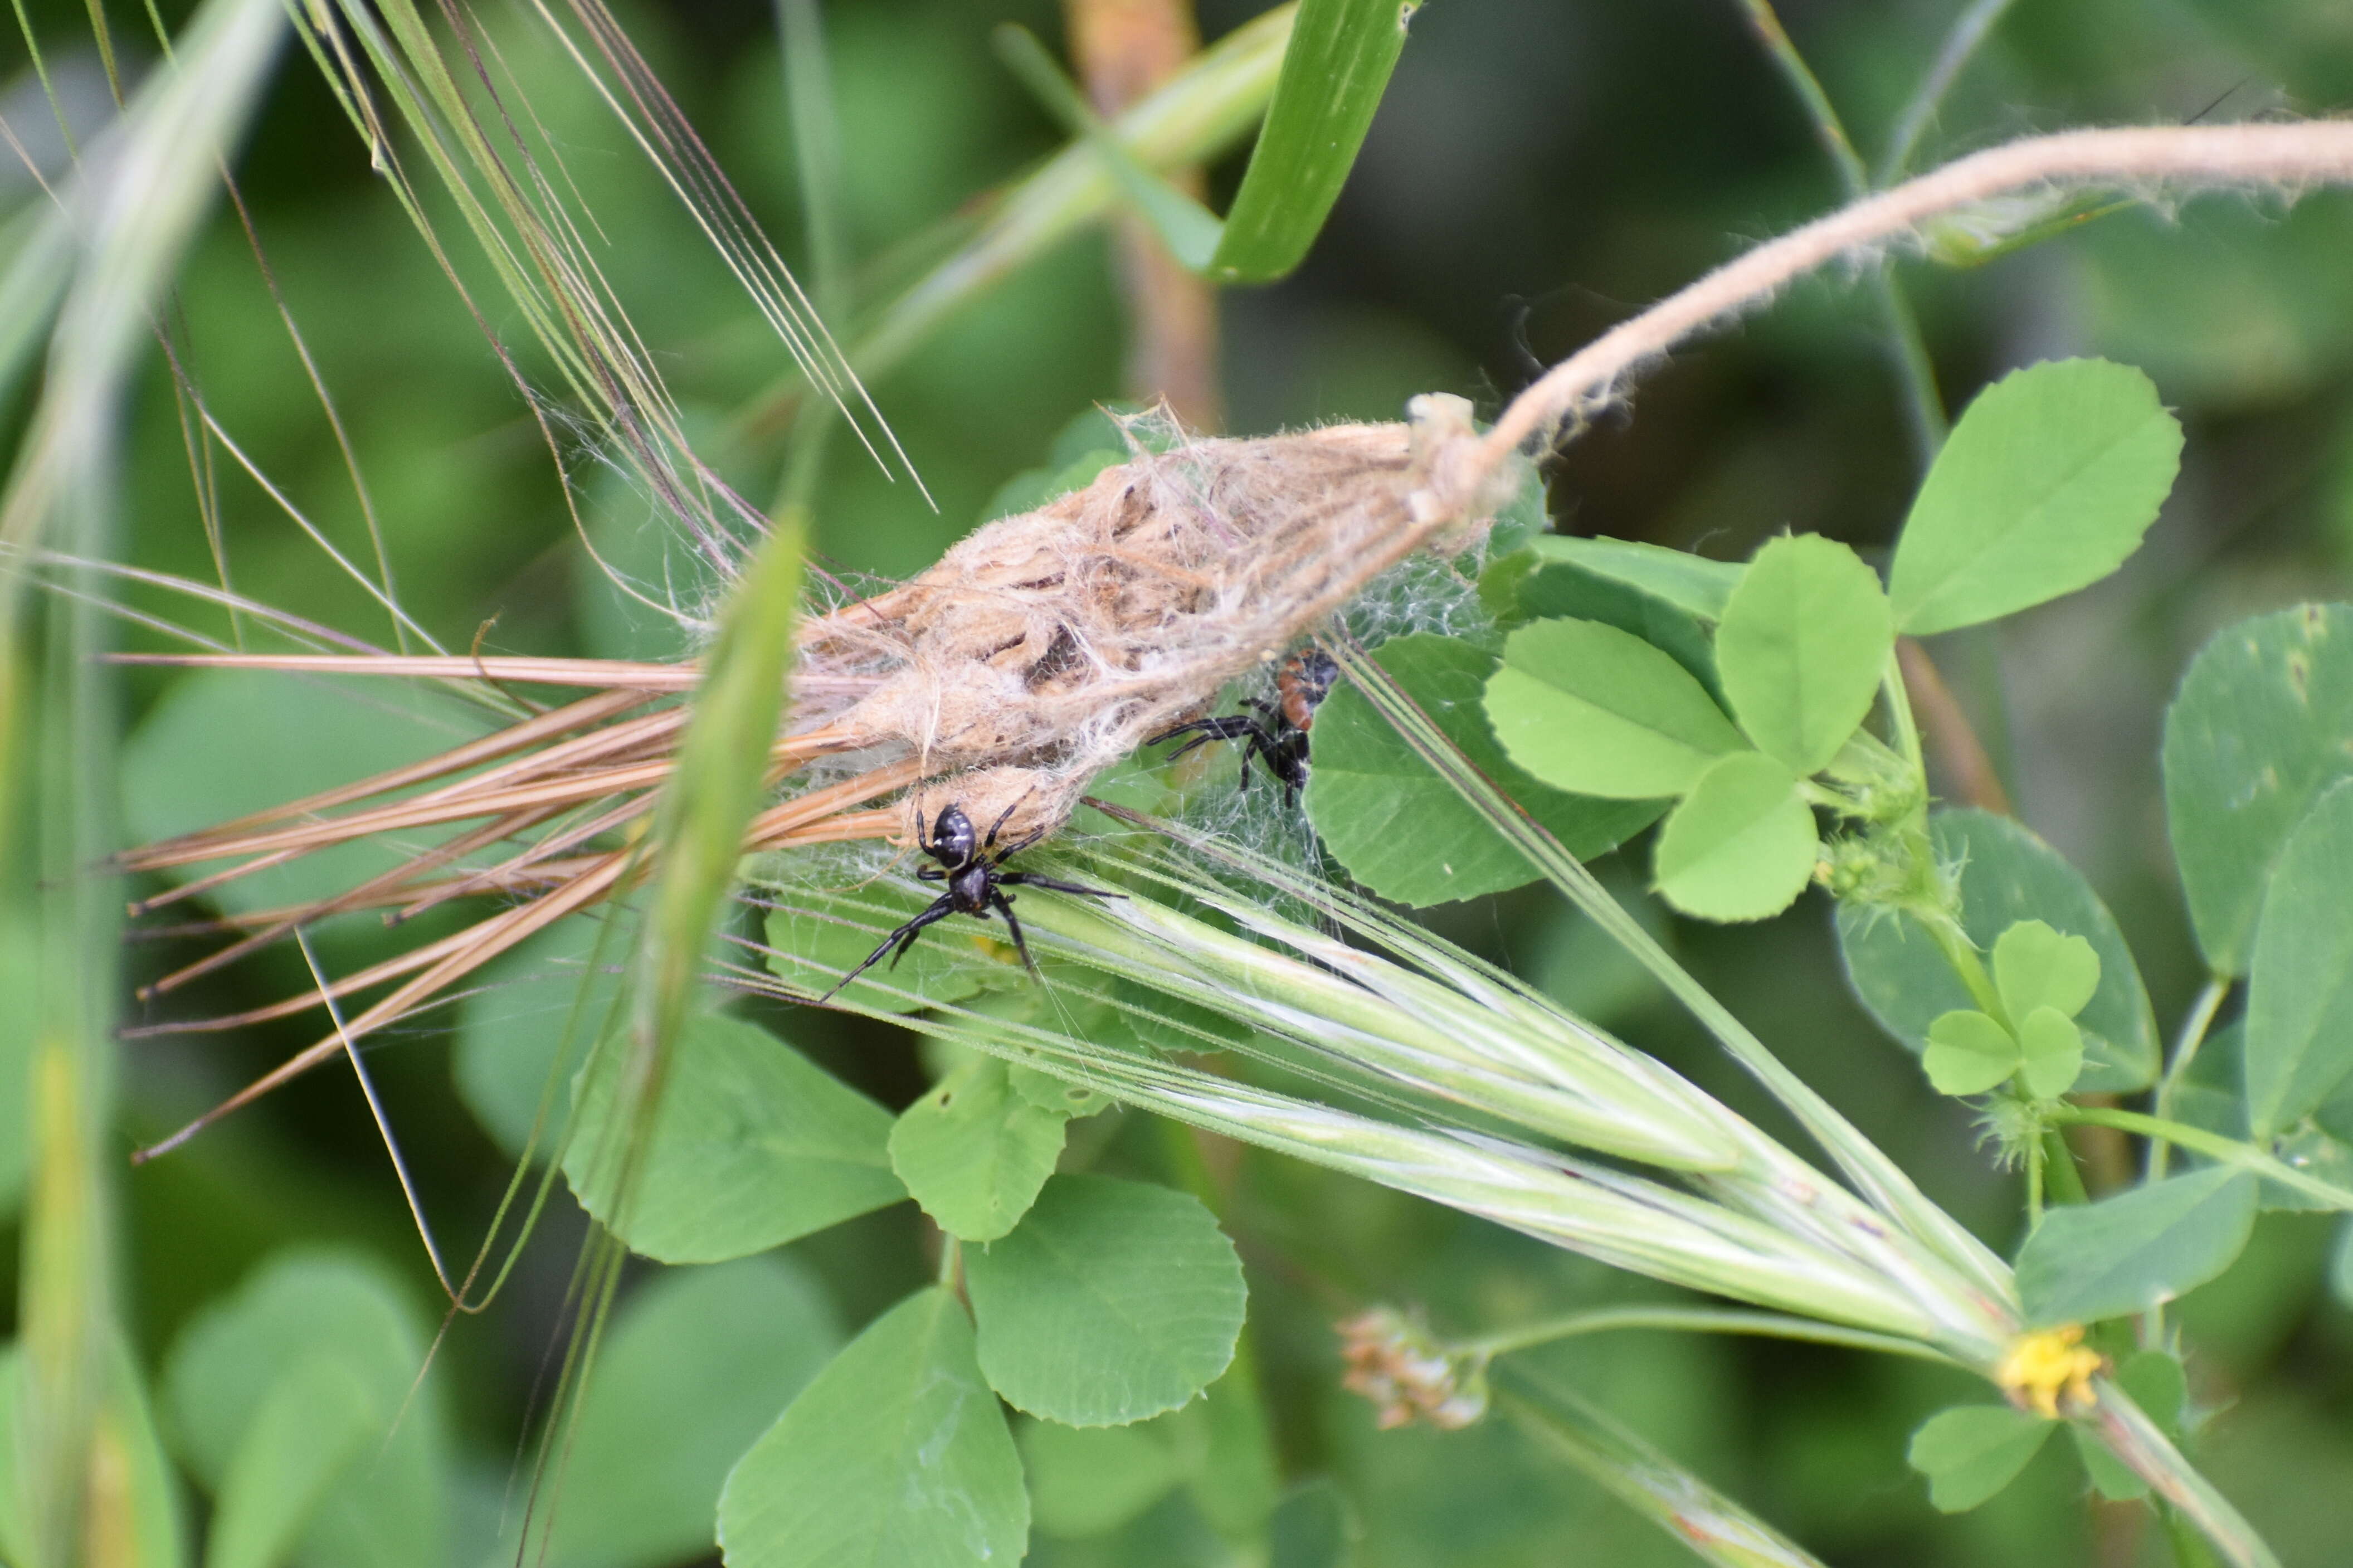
top-left (1482, 124), bottom-right (2353, 467)
top-left (2051, 1104), bottom-right (2353, 1211)
top-left (1728, 0), bottom-right (1945, 465)
top-left (1462, 1304), bottom-right (1960, 1366)
top-left (1878, 0), bottom-right (2022, 184)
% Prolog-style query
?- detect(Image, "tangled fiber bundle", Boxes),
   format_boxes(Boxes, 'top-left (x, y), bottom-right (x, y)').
top-left (117, 393), bottom-right (1516, 1153)
top-left (796, 392), bottom-right (1510, 841)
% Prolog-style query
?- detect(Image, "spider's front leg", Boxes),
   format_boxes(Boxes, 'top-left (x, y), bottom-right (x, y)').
top-left (818, 893), bottom-right (958, 1002)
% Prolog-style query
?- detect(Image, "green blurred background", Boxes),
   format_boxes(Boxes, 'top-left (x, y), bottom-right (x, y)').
top-left (9, 0), bottom-right (2353, 1562)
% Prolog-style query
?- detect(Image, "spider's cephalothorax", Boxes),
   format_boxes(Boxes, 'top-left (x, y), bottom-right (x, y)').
top-left (1147, 649), bottom-right (1341, 806)
top-left (819, 801), bottom-right (1119, 1001)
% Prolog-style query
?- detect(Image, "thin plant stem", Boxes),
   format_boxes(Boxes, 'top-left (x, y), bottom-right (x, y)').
top-left (1727, 0), bottom-right (1945, 464)
top-left (1461, 1305), bottom-right (1960, 1366)
top-left (2147, 975), bottom-right (2230, 1182)
top-left (2051, 1105), bottom-right (2353, 1211)
top-left (1878, 0), bottom-right (2022, 185)
top-left (1497, 1365), bottom-right (1838, 1568)
top-left (2040, 1127), bottom-right (2087, 1206)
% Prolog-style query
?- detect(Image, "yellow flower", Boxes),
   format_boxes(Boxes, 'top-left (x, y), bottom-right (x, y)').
top-left (1997, 1326), bottom-right (2103, 1419)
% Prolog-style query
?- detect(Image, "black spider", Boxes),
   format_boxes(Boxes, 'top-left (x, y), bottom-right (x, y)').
top-left (819, 801), bottom-right (1119, 1001)
top-left (1147, 650), bottom-right (1341, 805)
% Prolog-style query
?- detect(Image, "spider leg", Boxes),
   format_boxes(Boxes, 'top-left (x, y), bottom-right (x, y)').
top-left (816, 894), bottom-right (956, 1004)
top-left (915, 864), bottom-right (944, 882)
top-left (990, 888), bottom-right (1040, 980)
top-left (1148, 715), bottom-right (1263, 759)
top-left (998, 871), bottom-right (1121, 899)
top-left (989, 825), bottom-right (1048, 866)
top-left (982, 796), bottom-right (1027, 856)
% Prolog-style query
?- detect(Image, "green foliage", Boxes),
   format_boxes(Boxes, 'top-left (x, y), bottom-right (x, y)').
top-left (762, 884), bottom-right (1027, 1011)
top-left (2069, 1351), bottom-right (2188, 1502)
top-left (1648, 751), bottom-right (1816, 922)
top-left (452, 914), bottom-right (627, 1161)
top-left (1906, 1404), bottom-right (2054, 1512)
top-left (203, 1355), bottom-right (376, 1568)
top-left (1210, 0), bottom-right (1414, 283)
top-left (161, 1253), bottom-right (446, 1568)
top-left (1485, 618), bottom-right (1744, 799)
top-left (1516, 537), bottom-right (1742, 624)
top-left (717, 1288), bottom-right (1026, 1568)
top-left (2015, 1167), bottom-right (2260, 1327)
top-left (2242, 778), bottom-right (2353, 1136)
top-left (566, 1011), bottom-right (904, 1263)
top-left (0, 908), bottom-right (34, 1219)
top-left (1921, 920), bottom-right (2101, 1099)
top-left (1305, 632), bottom-right (1663, 905)
top-left (542, 1257), bottom-right (841, 1568)
top-left (1887, 359), bottom-right (2183, 635)
top-left (2164, 603), bottom-right (2353, 974)
top-left (1268, 1480), bottom-right (1358, 1568)
top-left (1838, 810), bottom-right (2159, 1092)
top-left (1923, 1009), bottom-right (2026, 1097)
top-left (964, 1174), bottom-right (1246, 1426)
top-left (1020, 1355), bottom-right (1279, 1545)
top-left (120, 669), bottom-right (478, 914)
top-left (1713, 534), bottom-right (1892, 777)
top-left (1023, 1419), bottom-right (1187, 1537)
top-left (888, 1054), bottom-right (1068, 1243)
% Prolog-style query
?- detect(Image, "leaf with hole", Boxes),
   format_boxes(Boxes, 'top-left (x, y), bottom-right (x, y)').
top-left (1713, 534), bottom-right (1892, 776)
top-left (162, 1252), bottom-right (447, 1568)
top-left (1306, 632), bottom-right (1665, 905)
top-left (566, 1011), bottom-right (903, 1263)
top-left (542, 1258), bottom-right (842, 1568)
top-left (889, 1054), bottom-right (1067, 1242)
top-left (1923, 1009), bottom-right (2019, 1097)
top-left (1649, 752), bottom-right (1817, 922)
top-left (2015, 1166), bottom-right (2259, 1327)
top-left (1888, 358), bottom-right (2181, 635)
top-left (1487, 617), bottom-right (1747, 800)
top-left (966, 1175), bottom-right (1246, 1426)
top-left (717, 1288), bottom-right (1026, 1568)
top-left (1907, 1404), bottom-right (2054, 1512)
top-left (1836, 809), bottom-right (2158, 1091)
top-left (2244, 777), bottom-right (2353, 1136)
top-left (2164, 603), bottom-right (2353, 973)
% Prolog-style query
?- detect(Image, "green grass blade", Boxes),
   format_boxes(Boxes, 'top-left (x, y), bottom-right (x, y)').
top-left (583, 514), bottom-right (805, 1223)
top-left (1207, 0), bottom-right (1412, 284)
top-left (993, 25), bottom-right (1224, 273)
top-left (806, 3), bottom-right (1290, 398)
top-left (1497, 1364), bottom-right (1833, 1568)
top-left (1327, 638), bottom-right (2016, 1307)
